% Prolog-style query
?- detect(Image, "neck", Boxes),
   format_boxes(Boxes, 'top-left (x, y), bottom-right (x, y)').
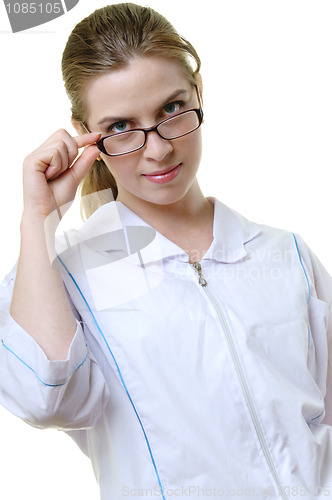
top-left (116, 179), bottom-right (212, 231)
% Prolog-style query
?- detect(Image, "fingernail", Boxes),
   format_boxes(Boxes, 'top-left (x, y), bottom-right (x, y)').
top-left (46, 166), bottom-right (60, 178)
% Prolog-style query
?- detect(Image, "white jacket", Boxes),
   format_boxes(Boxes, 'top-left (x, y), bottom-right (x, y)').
top-left (0, 198), bottom-right (331, 499)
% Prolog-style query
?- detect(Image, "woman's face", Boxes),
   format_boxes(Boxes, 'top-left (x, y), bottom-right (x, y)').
top-left (83, 56), bottom-right (203, 210)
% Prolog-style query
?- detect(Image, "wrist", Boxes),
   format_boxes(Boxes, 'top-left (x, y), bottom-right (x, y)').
top-left (20, 209), bottom-right (61, 250)
top-left (20, 210), bottom-right (47, 227)
top-left (19, 210), bottom-right (62, 270)
top-left (20, 208), bottom-right (61, 232)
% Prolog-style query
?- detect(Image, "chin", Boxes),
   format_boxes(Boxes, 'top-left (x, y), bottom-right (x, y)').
top-left (117, 176), bottom-right (198, 208)
top-left (144, 186), bottom-right (191, 206)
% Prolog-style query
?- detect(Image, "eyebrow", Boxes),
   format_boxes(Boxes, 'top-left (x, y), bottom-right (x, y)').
top-left (96, 89), bottom-right (190, 126)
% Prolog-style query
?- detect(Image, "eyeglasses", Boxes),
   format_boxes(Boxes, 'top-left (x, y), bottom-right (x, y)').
top-left (82, 103), bottom-right (203, 156)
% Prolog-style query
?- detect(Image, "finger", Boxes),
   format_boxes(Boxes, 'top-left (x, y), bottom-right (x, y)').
top-left (74, 132), bottom-right (102, 149)
top-left (66, 144), bottom-right (102, 186)
top-left (45, 133), bottom-right (101, 179)
top-left (43, 149), bottom-right (66, 179)
top-left (37, 130), bottom-right (101, 167)
top-left (66, 141), bottom-right (79, 166)
top-left (66, 133), bottom-right (102, 167)
top-left (45, 133), bottom-right (100, 167)
top-left (57, 141), bottom-right (74, 174)
top-left (26, 147), bottom-right (63, 174)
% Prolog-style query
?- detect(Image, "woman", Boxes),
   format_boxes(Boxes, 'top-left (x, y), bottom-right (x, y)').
top-left (1, 3), bottom-right (331, 499)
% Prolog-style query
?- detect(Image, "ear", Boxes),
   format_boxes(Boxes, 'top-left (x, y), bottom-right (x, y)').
top-left (71, 118), bottom-right (86, 135)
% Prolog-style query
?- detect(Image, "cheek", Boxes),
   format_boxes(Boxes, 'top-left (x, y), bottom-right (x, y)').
top-left (181, 130), bottom-right (202, 162)
top-left (102, 156), bottom-right (139, 185)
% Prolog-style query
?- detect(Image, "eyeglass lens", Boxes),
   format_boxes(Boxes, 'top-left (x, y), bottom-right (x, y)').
top-left (102, 110), bottom-right (200, 156)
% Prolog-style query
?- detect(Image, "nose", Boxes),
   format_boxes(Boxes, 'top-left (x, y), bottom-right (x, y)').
top-left (142, 130), bottom-right (173, 162)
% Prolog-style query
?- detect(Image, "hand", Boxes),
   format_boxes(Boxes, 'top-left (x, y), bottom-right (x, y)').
top-left (22, 128), bottom-right (102, 219)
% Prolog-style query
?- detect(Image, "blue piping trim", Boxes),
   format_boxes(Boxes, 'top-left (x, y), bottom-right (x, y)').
top-left (311, 410), bottom-right (325, 421)
top-left (292, 234), bottom-right (311, 304)
top-left (1, 339), bottom-right (88, 387)
top-left (56, 254), bottom-right (166, 500)
top-left (292, 233), bottom-right (311, 349)
top-left (307, 325), bottom-right (311, 350)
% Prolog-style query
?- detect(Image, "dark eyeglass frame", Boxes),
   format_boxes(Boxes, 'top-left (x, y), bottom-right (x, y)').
top-left (81, 85), bottom-right (203, 157)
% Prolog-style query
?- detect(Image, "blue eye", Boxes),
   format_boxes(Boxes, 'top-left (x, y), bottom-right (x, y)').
top-left (163, 101), bottom-right (183, 116)
top-left (108, 121), bottom-right (129, 134)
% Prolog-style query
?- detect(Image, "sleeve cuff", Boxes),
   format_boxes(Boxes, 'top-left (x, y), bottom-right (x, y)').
top-left (1, 315), bottom-right (88, 387)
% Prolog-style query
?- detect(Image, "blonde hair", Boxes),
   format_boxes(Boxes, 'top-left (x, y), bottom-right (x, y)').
top-left (61, 3), bottom-right (201, 220)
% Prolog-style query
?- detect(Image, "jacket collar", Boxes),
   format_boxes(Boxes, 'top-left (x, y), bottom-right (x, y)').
top-left (204, 197), bottom-right (261, 263)
top-left (56, 198), bottom-right (261, 266)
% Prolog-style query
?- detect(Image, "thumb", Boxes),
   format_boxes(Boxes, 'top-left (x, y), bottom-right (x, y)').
top-left (69, 144), bottom-right (102, 185)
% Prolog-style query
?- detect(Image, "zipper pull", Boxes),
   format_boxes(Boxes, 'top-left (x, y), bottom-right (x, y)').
top-left (192, 262), bottom-right (207, 287)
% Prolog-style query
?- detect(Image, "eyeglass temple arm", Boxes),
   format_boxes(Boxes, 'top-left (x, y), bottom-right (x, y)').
top-left (80, 122), bottom-right (91, 134)
top-left (195, 84), bottom-right (203, 110)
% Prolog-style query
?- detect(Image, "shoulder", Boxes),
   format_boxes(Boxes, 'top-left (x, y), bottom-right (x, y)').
top-left (212, 198), bottom-right (332, 302)
top-left (211, 197), bottom-right (297, 263)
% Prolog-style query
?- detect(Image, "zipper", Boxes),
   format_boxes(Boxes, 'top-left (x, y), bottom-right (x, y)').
top-left (192, 262), bottom-right (288, 500)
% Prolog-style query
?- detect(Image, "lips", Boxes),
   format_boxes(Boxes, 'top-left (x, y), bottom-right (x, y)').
top-left (142, 163), bottom-right (182, 184)
top-left (142, 164), bottom-right (180, 176)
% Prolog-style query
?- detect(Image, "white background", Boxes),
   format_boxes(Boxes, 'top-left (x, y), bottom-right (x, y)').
top-left (0, 1), bottom-right (331, 498)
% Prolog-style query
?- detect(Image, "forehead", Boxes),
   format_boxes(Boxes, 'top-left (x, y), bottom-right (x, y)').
top-left (84, 56), bottom-right (193, 125)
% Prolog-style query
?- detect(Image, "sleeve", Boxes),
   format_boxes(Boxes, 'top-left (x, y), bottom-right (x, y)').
top-left (293, 234), bottom-right (332, 425)
top-left (0, 262), bottom-right (110, 431)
